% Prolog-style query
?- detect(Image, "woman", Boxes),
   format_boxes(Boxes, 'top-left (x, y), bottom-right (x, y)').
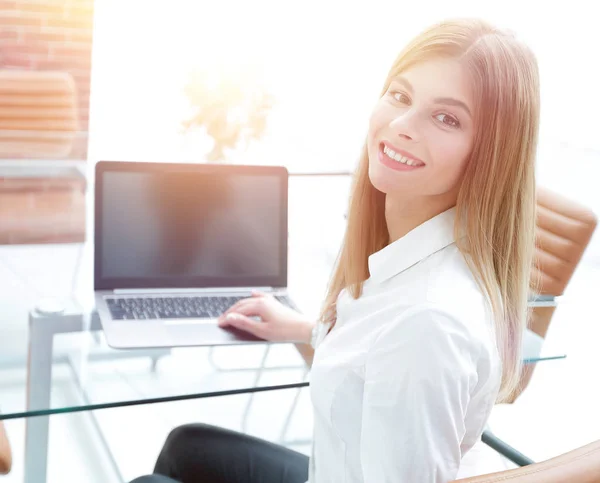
top-left (132, 16), bottom-right (540, 483)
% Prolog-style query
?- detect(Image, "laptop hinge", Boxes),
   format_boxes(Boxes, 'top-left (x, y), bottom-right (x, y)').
top-left (113, 287), bottom-right (274, 295)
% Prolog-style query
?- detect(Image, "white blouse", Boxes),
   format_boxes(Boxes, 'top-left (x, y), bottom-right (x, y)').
top-left (307, 206), bottom-right (502, 483)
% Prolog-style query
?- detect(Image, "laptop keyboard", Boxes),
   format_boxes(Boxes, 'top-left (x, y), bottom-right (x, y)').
top-left (106, 295), bottom-right (294, 320)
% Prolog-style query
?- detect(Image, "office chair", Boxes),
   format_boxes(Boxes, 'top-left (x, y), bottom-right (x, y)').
top-left (480, 186), bottom-right (597, 466)
top-left (507, 185), bottom-right (597, 403)
top-left (0, 70), bottom-right (86, 298)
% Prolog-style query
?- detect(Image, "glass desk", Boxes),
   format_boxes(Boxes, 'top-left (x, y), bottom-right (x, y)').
top-left (0, 300), bottom-right (566, 483)
top-left (1, 303), bottom-right (315, 483)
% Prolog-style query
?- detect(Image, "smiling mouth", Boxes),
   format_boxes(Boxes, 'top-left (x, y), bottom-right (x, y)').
top-left (380, 143), bottom-right (425, 167)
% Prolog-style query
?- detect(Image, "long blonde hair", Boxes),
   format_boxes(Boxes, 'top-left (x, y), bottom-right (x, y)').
top-left (319, 18), bottom-right (540, 403)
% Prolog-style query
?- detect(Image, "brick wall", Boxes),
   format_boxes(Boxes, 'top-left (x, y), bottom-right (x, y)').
top-left (0, 166), bottom-right (86, 244)
top-left (0, 0), bottom-right (93, 244)
top-left (0, 0), bottom-right (95, 159)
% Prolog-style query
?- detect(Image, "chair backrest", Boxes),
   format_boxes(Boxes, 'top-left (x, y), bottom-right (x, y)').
top-left (0, 421), bottom-right (11, 475)
top-left (0, 70), bottom-right (79, 159)
top-left (507, 186), bottom-right (597, 403)
top-left (529, 186), bottom-right (597, 339)
top-left (453, 439), bottom-right (600, 483)
top-left (532, 186), bottom-right (598, 301)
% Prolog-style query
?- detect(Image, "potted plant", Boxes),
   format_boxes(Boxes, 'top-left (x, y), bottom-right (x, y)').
top-left (181, 64), bottom-right (275, 163)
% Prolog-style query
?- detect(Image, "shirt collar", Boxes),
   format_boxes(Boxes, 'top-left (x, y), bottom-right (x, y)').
top-left (367, 206), bottom-right (461, 285)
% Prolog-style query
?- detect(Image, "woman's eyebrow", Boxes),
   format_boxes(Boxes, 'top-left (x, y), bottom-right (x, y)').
top-left (391, 76), bottom-right (472, 118)
top-left (391, 76), bottom-right (413, 92)
top-left (433, 97), bottom-right (472, 118)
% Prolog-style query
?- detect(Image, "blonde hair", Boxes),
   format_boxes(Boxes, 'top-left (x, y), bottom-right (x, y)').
top-left (319, 18), bottom-right (540, 403)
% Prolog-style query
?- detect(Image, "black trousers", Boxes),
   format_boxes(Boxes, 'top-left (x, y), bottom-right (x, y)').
top-left (130, 423), bottom-right (310, 483)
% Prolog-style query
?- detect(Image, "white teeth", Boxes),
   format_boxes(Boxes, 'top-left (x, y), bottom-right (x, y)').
top-left (383, 145), bottom-right (422, 166)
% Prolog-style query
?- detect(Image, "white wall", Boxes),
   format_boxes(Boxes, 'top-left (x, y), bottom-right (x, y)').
top-left (88, 0), bottom-right (600, 168)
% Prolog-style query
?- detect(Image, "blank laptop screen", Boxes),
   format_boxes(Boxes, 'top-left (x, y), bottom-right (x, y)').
top-left (94, 163), bottom-right (287, 290)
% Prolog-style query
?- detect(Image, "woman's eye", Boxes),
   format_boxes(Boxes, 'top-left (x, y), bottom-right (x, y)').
top-left (390, 91), bottom-right (410, 104)
top-left (435, 113), bottom-right (460, 128)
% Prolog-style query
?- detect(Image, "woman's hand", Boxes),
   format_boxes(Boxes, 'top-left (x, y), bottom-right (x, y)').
top-left (217, 291), bottom-right (314, 343)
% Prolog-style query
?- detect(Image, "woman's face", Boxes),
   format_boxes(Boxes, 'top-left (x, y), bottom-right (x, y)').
top-left (367, 58), bottom-right (476, 204)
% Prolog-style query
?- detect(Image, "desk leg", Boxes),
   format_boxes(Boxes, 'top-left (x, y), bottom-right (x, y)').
top-left (24, 314), bottom-right (56, 483)
top-left (23, 309), bottom-right (168, 482)
top-left (241, 344), bottom-right (272, 433)
top-left (278, 368), bottom-right (310, 445)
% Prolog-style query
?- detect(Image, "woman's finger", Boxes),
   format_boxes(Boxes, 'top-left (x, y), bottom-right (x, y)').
top-left (222, 292), bottom-right (270, 319)
top-left (218, 313), bottom-right (267, 339)
top-left (219, 299), bottom-right (263, 323)
top-left (221, 298), bottom-right (254, 318)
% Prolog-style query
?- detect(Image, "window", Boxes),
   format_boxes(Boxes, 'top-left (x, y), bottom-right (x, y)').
top-left (89, 2), bottom-right (599, 227)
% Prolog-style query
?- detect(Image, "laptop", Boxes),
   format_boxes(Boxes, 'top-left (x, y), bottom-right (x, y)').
top-left (94, 161), bottom-right (301, 349)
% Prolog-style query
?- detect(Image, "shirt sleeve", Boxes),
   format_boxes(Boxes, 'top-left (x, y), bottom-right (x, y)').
top-left (360, 305), bottom-right (481, 483)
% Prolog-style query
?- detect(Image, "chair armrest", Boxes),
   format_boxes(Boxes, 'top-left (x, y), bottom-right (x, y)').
top-left (481, 431), bottom-right (534, 466)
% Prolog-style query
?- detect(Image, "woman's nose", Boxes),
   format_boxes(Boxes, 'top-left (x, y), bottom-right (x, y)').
top-left (389, 109), bottom-right (421, 141)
